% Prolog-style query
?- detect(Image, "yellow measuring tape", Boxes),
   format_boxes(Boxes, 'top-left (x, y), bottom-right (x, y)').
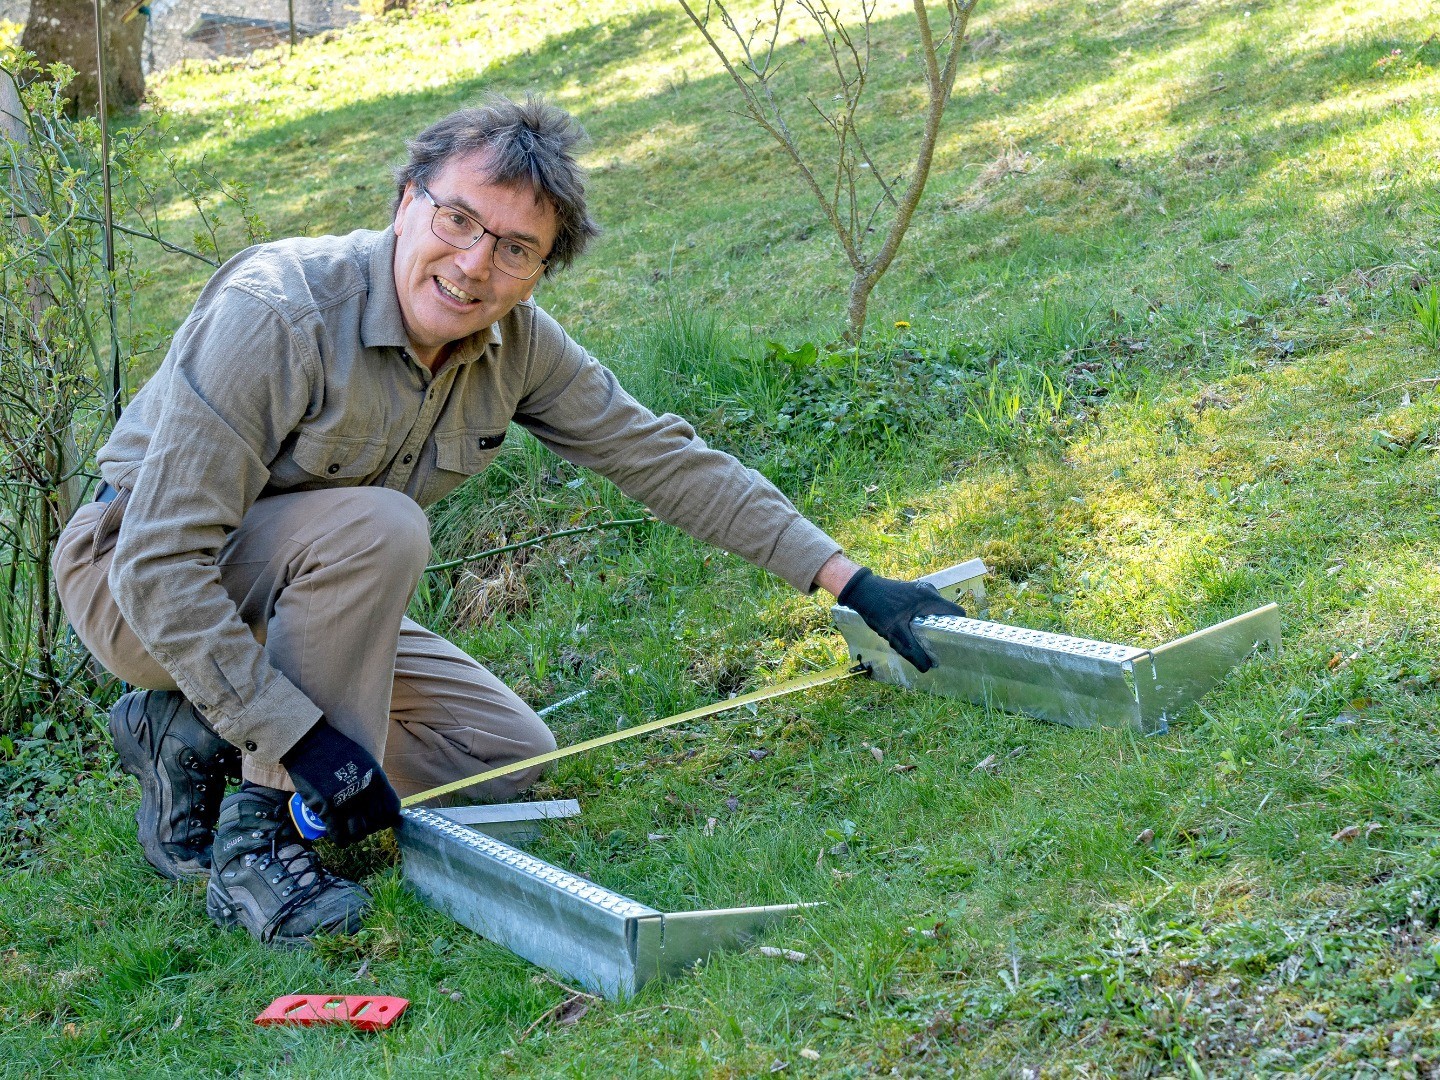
top-left (400, 661), bottom-right (866, 808)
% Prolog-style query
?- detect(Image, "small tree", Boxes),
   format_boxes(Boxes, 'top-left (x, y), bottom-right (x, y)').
top-left (676, 0), bottom-right (980, 340)
top-left (0, 56), bottom-right (262, 734)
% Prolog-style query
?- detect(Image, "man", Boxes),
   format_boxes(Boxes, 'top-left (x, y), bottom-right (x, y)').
top-left (52, 96), bottom-right (963, 946)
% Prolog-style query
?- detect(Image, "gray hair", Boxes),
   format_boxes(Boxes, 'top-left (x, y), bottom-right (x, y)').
top-left (393, 95), bottom-right (600, 274)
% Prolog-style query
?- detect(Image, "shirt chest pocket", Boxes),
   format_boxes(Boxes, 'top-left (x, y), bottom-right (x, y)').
top-left (435, 429), bottom-right (507, 478)
top-left (292, 431), bottom-right (391, 482)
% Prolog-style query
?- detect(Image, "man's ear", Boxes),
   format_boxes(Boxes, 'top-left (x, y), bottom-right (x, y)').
top-left (393, 183), bottom-right (416, 237)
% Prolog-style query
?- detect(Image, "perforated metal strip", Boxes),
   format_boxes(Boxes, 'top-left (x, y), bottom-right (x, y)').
top-left (916, 615), bottom-right (1147, 663)
top-left (402, 807), bottom-right (657, 919)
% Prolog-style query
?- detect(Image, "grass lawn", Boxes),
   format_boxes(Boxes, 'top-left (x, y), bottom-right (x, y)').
top-left (4, 0), bottom-right (1440, 1074)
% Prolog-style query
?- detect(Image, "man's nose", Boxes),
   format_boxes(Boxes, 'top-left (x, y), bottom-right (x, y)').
top-left (455, 233), bottom-right (494, 281)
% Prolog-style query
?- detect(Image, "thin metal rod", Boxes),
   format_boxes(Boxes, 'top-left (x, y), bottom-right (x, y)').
top-left (92, 0), bottom-right (121, 423)
top-left (537, 688), bottom-right (590, 717)
top-left (401, 662), bottom-right (865, 806)
top-left (288, 0), bottom-right (297, 49)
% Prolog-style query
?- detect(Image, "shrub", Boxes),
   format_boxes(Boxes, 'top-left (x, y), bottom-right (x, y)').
top-left (0, 55), bottom-right (261, 736)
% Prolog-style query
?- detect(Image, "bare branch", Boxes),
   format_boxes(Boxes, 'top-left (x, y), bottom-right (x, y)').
top-left (677, 0), bottom-right (982, 338)
top-left (846, 0), bottom-right (979, 335)
top-left (797, 0), bottom-right (873, 261)
top-left (676, 0), bottom-right (862, 267)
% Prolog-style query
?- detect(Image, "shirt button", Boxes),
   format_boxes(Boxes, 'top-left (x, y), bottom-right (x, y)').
top-left (243, 740), bottom-right (258, 752)
top-left (327, 464), bottom-right (340, 474)
top-left (402, 454), bottom-right (413, 464)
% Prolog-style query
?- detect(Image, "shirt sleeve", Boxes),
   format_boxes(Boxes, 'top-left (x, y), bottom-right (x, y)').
top-left (513, 306), bottom-right (842, 593)
top-left (109, 285), bottom-right (324, 762)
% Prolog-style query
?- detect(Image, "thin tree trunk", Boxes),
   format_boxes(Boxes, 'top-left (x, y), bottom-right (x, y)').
top-left (842, 0), bottom-right (974, 340)
top-left (847, 274), bottom-right (875, 341)
top-left (22, 0), bottom-right (145, 116)
top-left (678, 0), bottom-right (978, 342)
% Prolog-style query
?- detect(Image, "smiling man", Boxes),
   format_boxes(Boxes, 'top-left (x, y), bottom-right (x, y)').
top-left (51, 96), bottom-right (963, 945)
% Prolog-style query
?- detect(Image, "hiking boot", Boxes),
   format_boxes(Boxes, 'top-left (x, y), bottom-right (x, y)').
top-left (206, 786), bottom-right (370, 946)
top-left (108, 689), bottom-right (241, 880)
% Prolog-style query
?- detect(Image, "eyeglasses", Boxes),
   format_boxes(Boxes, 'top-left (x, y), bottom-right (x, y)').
top-left (419, 187), bottom-right (548, 280)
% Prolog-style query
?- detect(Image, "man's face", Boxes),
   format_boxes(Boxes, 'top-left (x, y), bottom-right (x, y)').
top-left (392, 151), bottom-right (559, 364)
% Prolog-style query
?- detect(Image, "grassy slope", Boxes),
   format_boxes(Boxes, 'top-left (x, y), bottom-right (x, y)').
top-left (5, 0), bottom-right (1440, 1075)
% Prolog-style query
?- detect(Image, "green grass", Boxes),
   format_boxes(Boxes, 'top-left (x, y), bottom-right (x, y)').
top-left (5, 0), bottom-right (1440, 1074)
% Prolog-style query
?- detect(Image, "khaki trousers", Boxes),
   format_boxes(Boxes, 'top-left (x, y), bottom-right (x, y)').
top-left (52, 486), bottom-right (555, 802)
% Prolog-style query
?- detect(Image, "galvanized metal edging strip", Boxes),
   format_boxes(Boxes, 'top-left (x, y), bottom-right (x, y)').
top-left (1135, 602), bottom-right (1281, 726)
top-left (399, 807), bottom-right (656, 998)
top-left (834, 586), bottom-right (1280, 735)
top-left (397, 559), bottom-right (1279, 998)
top-left (398, 807), bottom-right (809, 999)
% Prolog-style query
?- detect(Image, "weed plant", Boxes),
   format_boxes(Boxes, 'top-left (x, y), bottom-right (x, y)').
top-left (1414, 284), bottom-right (1440, 351)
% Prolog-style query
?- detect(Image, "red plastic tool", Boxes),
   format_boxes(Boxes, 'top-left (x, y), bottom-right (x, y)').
top-left (255, 994), bottom-right (410, 1031)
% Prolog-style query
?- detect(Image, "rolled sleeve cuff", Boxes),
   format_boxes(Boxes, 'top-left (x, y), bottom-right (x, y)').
top-left (767, 518), bottom-right (843, 593)
top-left (207, 674), bottom-right (323, 765)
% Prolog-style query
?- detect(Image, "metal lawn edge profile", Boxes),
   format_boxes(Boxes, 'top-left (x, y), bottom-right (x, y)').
top-left (435, 798), bottom-right (581, 845)
top-left (397, 807), bottom-right (809, 999)
top-left (395, 559), bottom-right (1277, 998)
top-left (833, 560), bottom-right (1280, 734)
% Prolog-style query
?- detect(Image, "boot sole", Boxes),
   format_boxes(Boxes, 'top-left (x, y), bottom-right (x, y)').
top-left (110, 694), bottom-right (208, 882)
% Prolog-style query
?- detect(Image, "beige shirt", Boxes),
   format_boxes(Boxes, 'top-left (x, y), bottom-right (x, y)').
top-left (98, 228), bottom-right (840, 762)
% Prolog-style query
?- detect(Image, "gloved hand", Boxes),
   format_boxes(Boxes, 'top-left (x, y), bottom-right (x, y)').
top-left (281, 719), bottom-right (400, 847)
top-left (838, 567), bottom-right (967, 673)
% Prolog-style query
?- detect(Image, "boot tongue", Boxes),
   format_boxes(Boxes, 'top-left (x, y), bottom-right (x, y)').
top-left (213, 791), bottom-right (319, 879)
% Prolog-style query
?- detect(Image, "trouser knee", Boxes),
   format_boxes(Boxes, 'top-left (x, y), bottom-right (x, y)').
top-left (320, 487), bottom-right (431, 582)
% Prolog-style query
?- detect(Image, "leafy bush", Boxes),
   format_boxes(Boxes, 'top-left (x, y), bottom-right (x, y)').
top-left (772, 340), bottom-right (977, 445)
top-left (767, 332), bottom-right (1114, 469)
top-left (0, 55), bottom-right (261, 737)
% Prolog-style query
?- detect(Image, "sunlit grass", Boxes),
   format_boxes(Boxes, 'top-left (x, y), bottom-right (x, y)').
top-left (127, 0), bottom-right (1437, 348)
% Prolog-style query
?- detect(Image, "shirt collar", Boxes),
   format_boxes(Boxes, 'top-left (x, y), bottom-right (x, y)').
top-left (360, 228), bottom-right (503, 362)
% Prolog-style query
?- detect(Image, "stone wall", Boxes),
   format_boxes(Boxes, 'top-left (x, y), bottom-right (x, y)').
top-left (1, 1), bottom-right (361, 72)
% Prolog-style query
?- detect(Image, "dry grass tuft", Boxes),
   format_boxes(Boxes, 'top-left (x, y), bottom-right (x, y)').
top-left (450, 558), bottom-right (535, 628)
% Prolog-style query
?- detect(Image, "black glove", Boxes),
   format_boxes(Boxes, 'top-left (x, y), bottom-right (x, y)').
top-left (281, 720), bottom-right (400, 847)
top-left (838, 567), bottom-right (967, 673)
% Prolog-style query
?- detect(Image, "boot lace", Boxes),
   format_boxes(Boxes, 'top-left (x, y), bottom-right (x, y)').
top-left (245, 809), bottom-right (347, 943)
top-left (174, 748), bottom-right (237, 851)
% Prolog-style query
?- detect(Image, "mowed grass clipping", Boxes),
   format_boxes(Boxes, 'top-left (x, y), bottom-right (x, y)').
top-left (3, 0), bottom-right (1440, 1075)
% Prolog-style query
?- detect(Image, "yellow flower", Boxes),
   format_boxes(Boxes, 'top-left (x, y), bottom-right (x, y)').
top-left (894, 320), bottom-right (910, 329)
